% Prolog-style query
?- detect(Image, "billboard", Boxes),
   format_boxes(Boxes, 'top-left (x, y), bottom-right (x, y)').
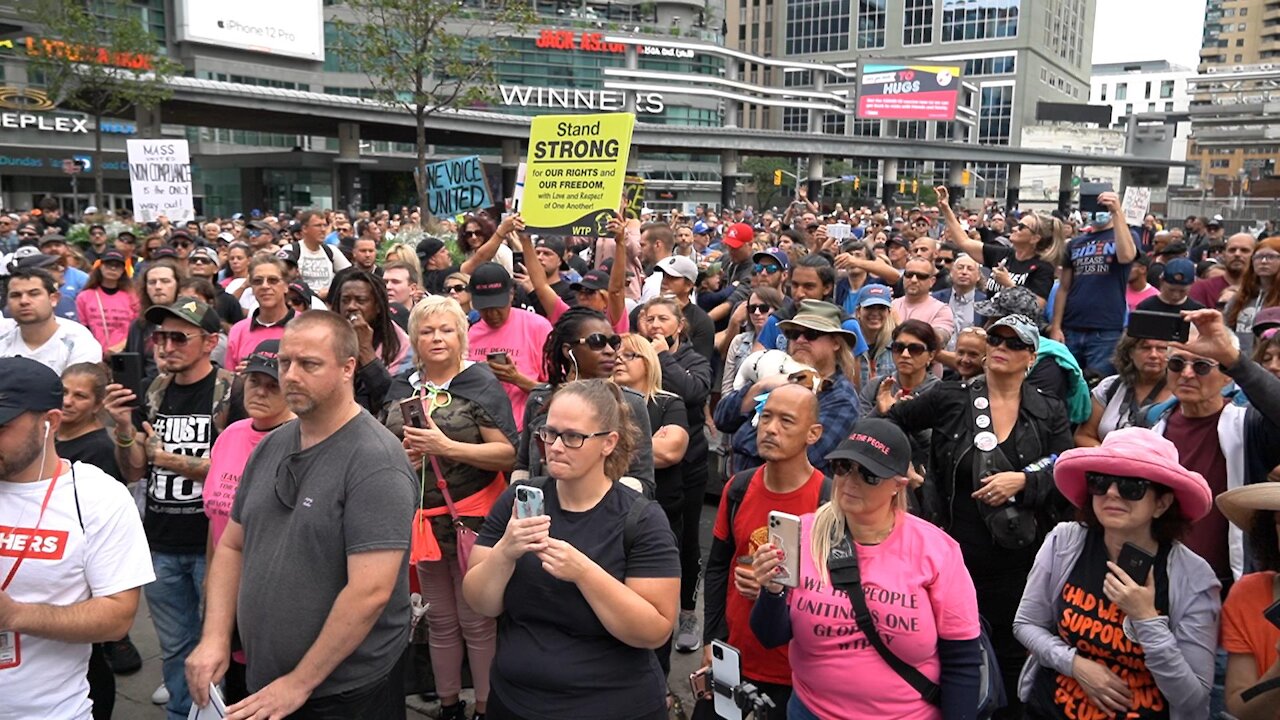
top-left (856, 61), bottom-right (963, 121)
top-left (175, 0), bottom-right (324, 62)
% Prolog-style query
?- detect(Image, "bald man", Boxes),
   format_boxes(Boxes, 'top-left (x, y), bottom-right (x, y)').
top-left (1190, 232), bottom-right (1254, 308)
top-left (933, 253), bottom-right (987, 348)
top-left (702, 383), bottom-right (829, 718)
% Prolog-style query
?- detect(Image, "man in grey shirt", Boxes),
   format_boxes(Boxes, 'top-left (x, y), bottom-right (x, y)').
top-left (186, 311), bottom-right (416, 719)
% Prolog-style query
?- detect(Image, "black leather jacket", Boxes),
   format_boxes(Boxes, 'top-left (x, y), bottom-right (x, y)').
top-left (885, 375), bottom-right (1074, 533)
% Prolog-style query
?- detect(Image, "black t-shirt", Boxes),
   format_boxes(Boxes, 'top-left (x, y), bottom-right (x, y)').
top-left (476, 481), bottom-right (679, 720)
top-left (144, 371), bottom-right (217, 553)
top-left (647, 392), bottom-right (690, 512)
top-left (981, 245), bottom-right (1055, 299)
top-left (213, 287), bottom-right (244, 326)
top-left (950, 427), bottom-right (1036, 576)
top-left (56, 428), bottom-right (123, 483)
top-left (1135, 295), bottom-right (1205, 314)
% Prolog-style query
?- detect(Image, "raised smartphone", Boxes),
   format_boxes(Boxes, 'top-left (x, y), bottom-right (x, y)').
top-left (399, 397), bottom-right (426, 429)
top-left (514, 485), bottom-right (545, 519)
top-left (768, 510), bottom-right (802, 588)
top-left (109, 352), bottom-right (143, 401)
top-left (710, 640), bottom-right (742, 720)
top-left (1127, 310), bottom-right (1190, 343)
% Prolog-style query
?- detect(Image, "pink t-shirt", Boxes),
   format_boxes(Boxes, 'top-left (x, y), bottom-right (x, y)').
top-left (549, 296), bottom-right (630, 335)
top-left (75, 287), bottom-right (138, 350)
top-left (224, 312), bottom-right (291, 370)
top-left (891, 295), bottom-right (956, 342)
top-left (787, 511), bottom-right (980, 720)
top-left (1126, 284), bottom-right (1160, 311)
top-left (204, 419), bottom-right (271, 547)
top-left (467, 308), bottom-right (552, 430)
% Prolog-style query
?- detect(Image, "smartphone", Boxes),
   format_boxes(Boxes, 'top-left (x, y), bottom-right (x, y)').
top-left (688, 667), bottom-right (710, 700)
top-left (399, 397), bottom-right (426, 429)
top-left (514, 485), bottom-right (544, 519)
top-left (1117, 542), bottom-right (1157, 585)
top-left (1265, 598), bottom-right (1280, 629)
top-left (710, 640), bottom-right (743, 720)
top-left (109, 352), bottom-right (143, 401)
top-left (487, 351), bottom-right (509, 365)
top-left (1127, 310), bottom-right (1190, 343)
top-left (768, 511), bottom-right (802, 588)
top-left (828, 222), bottom-right (852, 241)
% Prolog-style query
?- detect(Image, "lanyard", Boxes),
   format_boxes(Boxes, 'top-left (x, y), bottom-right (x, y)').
top-left (1, 473), bottom-right (60, 592)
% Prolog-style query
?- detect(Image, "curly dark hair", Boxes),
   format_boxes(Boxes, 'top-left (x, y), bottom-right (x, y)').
top-left (1248, 510), bottom-right (1280, 572)
top-left (543, 306), bottom-right (609, 387)
top-left (328, 268), bottom-right (401, 368)
top-left (456, 214), bottom-right (496, 256)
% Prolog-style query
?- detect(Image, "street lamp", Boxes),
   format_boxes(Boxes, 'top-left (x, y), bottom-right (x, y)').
top-left (1237, 167), bottom-right (1249, 211)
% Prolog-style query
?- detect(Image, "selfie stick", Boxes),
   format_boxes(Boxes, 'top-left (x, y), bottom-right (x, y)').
top-left (710, 673), bottom-right (776, 718)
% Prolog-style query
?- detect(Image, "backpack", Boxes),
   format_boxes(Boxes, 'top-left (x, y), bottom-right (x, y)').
top-left (723, 466), bottom-right (833, 549)
top-left (515, 477), bottom-right (652, 557)
top-left (290, 240), bottom-right (335, 263)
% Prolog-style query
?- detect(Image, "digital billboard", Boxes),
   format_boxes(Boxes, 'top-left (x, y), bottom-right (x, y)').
top-left (175, 0), bottom-right (324, 62)
top-left (856, 61), bottom-right (963, 121)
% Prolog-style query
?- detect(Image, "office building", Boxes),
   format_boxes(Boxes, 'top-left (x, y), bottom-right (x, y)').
top-left (1090, 60), bottom-right (1193, 185)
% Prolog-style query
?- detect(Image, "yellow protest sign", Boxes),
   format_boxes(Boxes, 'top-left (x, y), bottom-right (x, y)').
top-left (522, 112), bottom-right (635, 236)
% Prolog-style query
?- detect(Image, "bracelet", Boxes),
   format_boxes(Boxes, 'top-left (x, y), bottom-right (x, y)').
top-left (113, 433), bottom-right (135, 448)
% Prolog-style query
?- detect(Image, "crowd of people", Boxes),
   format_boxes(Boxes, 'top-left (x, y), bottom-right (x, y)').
top-left (1, 188), bottom-right (1280, 720)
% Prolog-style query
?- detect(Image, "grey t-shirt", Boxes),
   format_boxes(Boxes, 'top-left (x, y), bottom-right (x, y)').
top-left (231, 411), bottom-right (417, 697)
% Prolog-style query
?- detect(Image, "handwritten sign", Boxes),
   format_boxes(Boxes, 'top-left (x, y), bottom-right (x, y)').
top-left (522, 112), bottom-right (635, 236)
top-left (424, 155), bottom-right (491, 216)
top-left (126, 139), bottom-right (194, 222)
top-left (1121, 187), bottom-right (1151, 227)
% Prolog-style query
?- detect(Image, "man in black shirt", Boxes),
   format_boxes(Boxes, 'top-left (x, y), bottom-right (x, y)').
top-left (1137, 258), bottom-right (1205, 315)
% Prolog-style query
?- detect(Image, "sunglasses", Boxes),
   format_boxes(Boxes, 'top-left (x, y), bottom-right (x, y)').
top-left (463, 229), bottom-right (483, 238)
top-left (1017, 222), bottom-right (1035, 232)
top-left (18, 231), bottom-right (38, 237)
top-left (830, 460), bottom-right (886, 486)
top-left (251, 276), bottom-right (284, 286)
top-left (535, 426), bottom-right (612, 449)
top-left (986, 333), bottom-right (1033, 352)
top-left (891, 341), bottom-right (928, 356)
top-left (152, 330), bottom-right (205, 347)
top-left (784, 328), bottom-right (827, 343)
top-left (747, 303), bottom-right (773, 315)
top-left (575, 333), bottom-right (622, 351)
top-left (173, 241), bottom-right (193, 249)
top-left (1086, 472), bottom-right (1151, 501)
top-left (1167, 356), bottom-right (1218, 376)
top-left (444, 284), bottom-right (467, 294)
top-left (753, 263), bottom-right (782, 275)
top-left (903, 271), bottom-right (934, 281)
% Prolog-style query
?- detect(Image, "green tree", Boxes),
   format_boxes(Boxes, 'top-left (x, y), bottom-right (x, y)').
top-left (740, 156), bottom-right (795, 208)
top-left (334, 0), bottom-right (534, 217)
top-left (21, 0), bottom-right (180, 210)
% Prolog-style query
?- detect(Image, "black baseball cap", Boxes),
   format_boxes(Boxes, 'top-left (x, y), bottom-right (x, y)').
top-left (100, 250), bottom-right (127, 265)
top-left (243, 340), bottom-right (280, 381)
top-left (286, 282), bottom-right (313, 307)
top-left (468, 262), bottom-right (513, 310)
top-left (0, 357), bottom-right (63, 426)
top-left (38, 233), bottom-right (68, 248)
top-left (151, 246), bottom-right (178, 260)
top-left (824, 418), bottom-right (911, 479)
top-left (534, 236), bottom-right (567, 259)
top-left (145, 298), bottom-right (222, 334)
top-left (571, 268), bottom-right (610, 292)
top-left (276, 245), bottom-right (300, 267)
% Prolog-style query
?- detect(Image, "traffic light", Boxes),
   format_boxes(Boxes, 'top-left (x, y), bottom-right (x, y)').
top-left (773, 170), bottom-right (782, 186)
top-left (912, 179), bottom-right (919, 194)
top-left (853, 176), bottom-right (860, 191)
top-left (898, 180), bottom-right (906, 194)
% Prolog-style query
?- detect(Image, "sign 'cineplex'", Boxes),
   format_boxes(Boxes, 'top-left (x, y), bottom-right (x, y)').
top-left (856, 61), bottom-right (963, 122)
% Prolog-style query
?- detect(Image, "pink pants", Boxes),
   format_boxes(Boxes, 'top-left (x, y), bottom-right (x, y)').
top-left (416, 558), bottom-right (495, 702)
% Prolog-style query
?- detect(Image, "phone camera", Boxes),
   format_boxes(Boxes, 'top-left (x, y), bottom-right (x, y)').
top-left (713, 646), bottom-right (723, 660)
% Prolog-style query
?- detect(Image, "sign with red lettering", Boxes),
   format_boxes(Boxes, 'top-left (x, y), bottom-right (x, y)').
top-left (19, 37), bottom-right (155, 71)
top-left (856, 61), bottom-right (962, 121)
top-left (0, 526), bottom-right (69, 560)
top-left (535, 29), bottom-right (626, 54)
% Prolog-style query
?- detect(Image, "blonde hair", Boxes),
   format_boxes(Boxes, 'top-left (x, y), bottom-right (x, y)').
top-left (808, 486), bottom-right (909, 585)
top-left (1031, 213), bottom-right (1068, 264)
top-left (617, 333), bottom-right (663, 400)
top-left (408, 295), bottom-right (469, 369)
top-left (385, 243), bottom-right (423, 284)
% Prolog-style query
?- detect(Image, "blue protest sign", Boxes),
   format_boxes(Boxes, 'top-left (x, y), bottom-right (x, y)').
top-left (424, 155), bottom-right (491, 216)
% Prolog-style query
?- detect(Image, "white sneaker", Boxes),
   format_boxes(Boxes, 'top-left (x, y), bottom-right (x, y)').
top-left (151, 682), bottom-right (170, 705)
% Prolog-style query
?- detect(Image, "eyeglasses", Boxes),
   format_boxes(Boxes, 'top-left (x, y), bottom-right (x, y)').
top-left (747, 303), bottom-right (773, 315)
top-left (1017, 222), bottom-right (1035, 232)
top-left (903, 271), bottom-right (934, 281)
top-left (444, 284), bottom-right (467, 294)
top-left (275, 452), bottom-right (303, 509)
top-left (830, 460), bottom-right (886, 486)
top-left (152, 330), bottom-right (205, 347)
top-left (535, 426), bottom-right (612, 449)
top-left (575, 333), bottom-right (622, 351)
top-left (938, 257), bottom-right (956, 264)
top-left (191, 257), bottom-right (216, 265)
top-left (1086, 472), bottom-right (1151, 501)
top-left (753, 263), bottom-right (782, 275)
top-left (986, 333), bottom-right (1033, 352)
top-left (1253, 253), bottom-right (1280, 263)
top-left (619, 351), bottom-right (643, 362)
top-left (251, 276), bottom-right (284, 286)
top-left (891, 341), bottom-right (928, 356)
top-left (1167, 355), bottom-right (1218, 376)
top-left (784, 328), bottom-right (826, 343)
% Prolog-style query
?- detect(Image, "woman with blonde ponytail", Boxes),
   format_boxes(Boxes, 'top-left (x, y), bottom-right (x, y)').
top-left (748, 419), bottom-right (983, 720)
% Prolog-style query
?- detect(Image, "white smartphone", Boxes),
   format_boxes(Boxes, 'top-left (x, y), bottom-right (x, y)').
top-left (710, 640), bottom-right (743, 720)
top-left (768, 511), bottom-right (802, 588)
top-left (514, 485), bottom-right (544, 519)
top-left (828, 222), bottom-right (852, 241)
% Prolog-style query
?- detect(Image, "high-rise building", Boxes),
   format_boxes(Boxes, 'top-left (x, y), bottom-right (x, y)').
top-left (1090, 61), bottom-right (1193, 186)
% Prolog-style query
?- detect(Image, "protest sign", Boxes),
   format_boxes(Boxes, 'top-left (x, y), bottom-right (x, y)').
top-left (424, 155), bottom-right (491, 216)
top-left (126, 139), bottom-right (194, 222)
top-left (511, 162), bottom-right (527, 213)
top-left (623, 175), bottom-right (645, 220)
top-left (522, 112), bottom-right (635, 236)
top-left (1121, 187), bottom-right (1152, 226)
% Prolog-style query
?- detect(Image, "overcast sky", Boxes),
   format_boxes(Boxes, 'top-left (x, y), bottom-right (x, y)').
top-left (1091, 0), bottom-right (1207, 69)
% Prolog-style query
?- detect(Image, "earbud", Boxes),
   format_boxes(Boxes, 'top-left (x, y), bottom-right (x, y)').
top-left (43, 420), bottom-right (50, 437)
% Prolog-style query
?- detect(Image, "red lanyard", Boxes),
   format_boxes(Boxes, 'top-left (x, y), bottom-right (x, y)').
top-left (1, 473), bottom-right (60, 592)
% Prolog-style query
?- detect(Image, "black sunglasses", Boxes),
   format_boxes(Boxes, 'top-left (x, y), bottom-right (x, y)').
top-left (986, 333), bottom-right (1033, 352)
top-left (891, 341), bottom-right (928, 356)
top-left (444, 284), bottom-right (467, 294)
top-left (747, 303), bottom-right (773, 314)
top-left (463, 229), bottom-right (483, 238)
top-left (784, 328), bottom-right (826, 343)
top-left (575, 333), bottom-right (622, 351)
top-left (1086, 472), bottom-right (1151, 501)
top-left (830, 460), bottom-right (886, 486)
top-left (903, 271), bottom-right (934, 281)
top-left (1167, 356), bottom-right (1217, 376)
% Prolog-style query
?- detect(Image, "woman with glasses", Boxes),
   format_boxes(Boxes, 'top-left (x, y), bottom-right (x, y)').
top-left (864, 319), bottom-right (942, 418)
top-left (884, 314), bottom-right (1073, 717)
top-left (442, 271), bottom-right (476, 321)
top-left (76, 250), bottom-right (137, 356)
top-left (515, 307), bottom-right (655, 494)
top-left (383, 296), bottom-right (517, 720)
top-left (1014, 428), bottom-right (1219, 720)
top-left (719, 287), bottom-right (783, 394)
top-left (465, 379), bottom-right (679, 720)
top-left (749, 418), bottom-right (983, 720)
top-left (1075, 334), bottom-right (1173, 447)
top-left (937, 187), bottom-right (1062, 304)
top-left (124, 258), bottom-right (185, 388)
top-left (1225, 237), bottom-right (1280, 355)
top-left (518, 216), bottom-right (630, 334)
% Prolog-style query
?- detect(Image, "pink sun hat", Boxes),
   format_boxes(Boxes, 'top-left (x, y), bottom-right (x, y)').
top-left (1054, 427), bottom-right (1212, 521)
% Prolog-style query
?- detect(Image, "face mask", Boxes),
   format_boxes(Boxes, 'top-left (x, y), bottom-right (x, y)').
top-left (1094, 212), bottom-right (1112, 226)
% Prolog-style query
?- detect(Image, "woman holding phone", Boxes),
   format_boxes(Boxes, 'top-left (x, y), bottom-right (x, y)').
top-left (383, 295), bottom-right (517, 720)
top-left (936, 186), bottom-right (1062, 303)
top-left (1013, 428), bottom-right (1220, 720)
top-left (749, 418), bottom-right (983, 719)
top-left (464, 380), bottom-right (679, 720)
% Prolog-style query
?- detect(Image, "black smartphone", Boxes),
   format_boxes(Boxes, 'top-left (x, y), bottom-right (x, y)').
top-left (109, 352), bottom-right (143, 402)
top-left (1117, 542), bottom-right (1157, 585)
top-left (399, 397), bottom-right (426, 429)
top-left (512, 251), bottom-right (525, 267)
top-left (1265, 598), bottom-right (1280, 629)
top-left (1127, 310), bottom-right (1190, 343)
